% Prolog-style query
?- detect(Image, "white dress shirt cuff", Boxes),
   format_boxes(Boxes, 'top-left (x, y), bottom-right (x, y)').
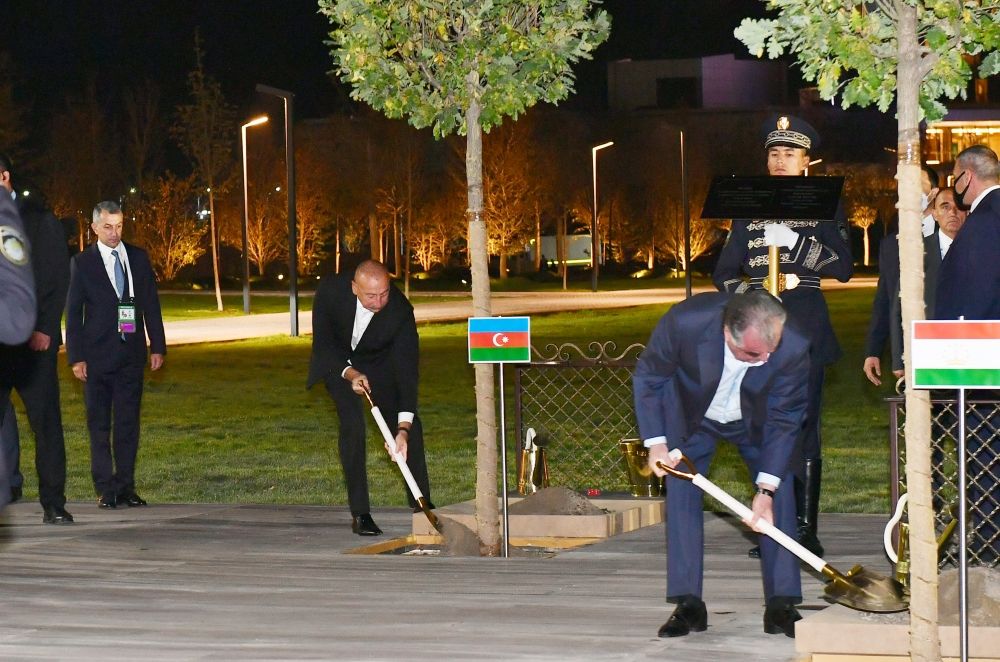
top-left (755, 472), bottom-right (781, 489)
top-left (643, 437), bottom-right (667, 449)
top-left (398, 412), bottom-right (414, 425)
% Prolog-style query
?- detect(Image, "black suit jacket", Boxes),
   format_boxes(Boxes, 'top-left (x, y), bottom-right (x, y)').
top-left (888, 231), bottom-right (944, 371)
top-left (65, 242), bottom-right (166, 372)
top-left (307, 272), bottom-right (419, 413)
top-left (864, 232), bottom-right (899, 359)
top-left (935, 188), bottom-right (1000, 320)
top-left (18, 198), bottom-right (69, 346)
top-left (633, 292), bottom-right (810, 481)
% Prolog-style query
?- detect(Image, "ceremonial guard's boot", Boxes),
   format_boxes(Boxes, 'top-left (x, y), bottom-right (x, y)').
top-left (796, 458), bottom-right (824, 557)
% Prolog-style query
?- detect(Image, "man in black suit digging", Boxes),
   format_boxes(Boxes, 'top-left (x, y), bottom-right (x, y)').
top-left (308, 260), bottom-right (432, 536)
top-left (66, 200), bottom-right (165, 510)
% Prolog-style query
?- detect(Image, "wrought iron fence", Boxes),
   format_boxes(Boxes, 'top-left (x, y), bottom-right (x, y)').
top-left (513, 341), bottom-right (645, 493)
top-left (888, 394), bottom-right (1000, 568)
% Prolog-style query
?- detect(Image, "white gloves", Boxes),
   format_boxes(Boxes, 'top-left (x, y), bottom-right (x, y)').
top-left (763, 222), bottom-right (799, 249)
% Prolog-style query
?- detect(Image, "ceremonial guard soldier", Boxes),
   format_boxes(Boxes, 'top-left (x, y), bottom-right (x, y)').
top-left (713, 115), bottom-right (853, 556)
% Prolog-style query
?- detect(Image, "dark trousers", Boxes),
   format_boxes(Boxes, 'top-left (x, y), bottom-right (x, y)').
top-left (1, 401), bottom-right (21, 490)
top-left (0, 347), bottom-right (68, 508)
top-left (666, 418), bottom-right (801, 601)
top-left (800, 360), bottom-right (825, 461)
top-left (84, 361), bottom-right (144, 498)
top-left (325, 373), bottom-right (430, 516)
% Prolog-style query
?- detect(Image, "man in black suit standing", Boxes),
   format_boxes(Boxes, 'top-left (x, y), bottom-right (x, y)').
top-left (307, 260), bottom-right (432, 536)
top-left (886, 187), bottom-right (965, 370)
top-left (66, 200), bottom-right (166, 509)
top-left (0, 153), bottom-right (72, 523)
top-left (633, 291), bottom-right (809, 638)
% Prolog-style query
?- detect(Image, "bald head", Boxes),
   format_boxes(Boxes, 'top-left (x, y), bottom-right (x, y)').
top-left (352, 260), bottom-right (391, 313)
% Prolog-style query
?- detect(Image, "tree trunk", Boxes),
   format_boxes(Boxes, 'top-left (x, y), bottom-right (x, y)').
top-left (897, 6), bottom-right (940, 661)
top-left (557, 211), bottom-right (567, 290)
top-left (534, 202), bottom-right (542, 272)
top-left (466, 71), bottom-right (499, 556)
top-left (335, 221), bottom-right (341, 274)
top-left (208, 189), bottom-right (223, 311)
top-left (368, 212), bottom-right (378, 260)
top-left (863, 226), bottom-right (871, 267)
top-left (498, 251), bottom-right (508, 280)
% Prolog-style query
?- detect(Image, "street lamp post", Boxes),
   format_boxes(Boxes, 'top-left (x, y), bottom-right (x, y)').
top-left (591, 141), bottom-right (614, 292)
top-left (256, 84), bottom-right (299, 337)
top-left (240, 115), bottom-right (269, 315)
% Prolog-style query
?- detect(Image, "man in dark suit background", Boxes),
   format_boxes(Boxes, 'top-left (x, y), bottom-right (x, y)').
top-left (862, 164), bottom-right (940, 386)
top-left (307, 259), bottom-right (432, 536)
top-left (66, 200), bottom-right (165, 509)
top-left (633, 291), bottom-right (809, 638)
top-left (0, 153), bottom-right (72, 523)
top-left (886, 187), bottom-right (966, 373)
top-left (934, 145), bottom-right (1000, 564)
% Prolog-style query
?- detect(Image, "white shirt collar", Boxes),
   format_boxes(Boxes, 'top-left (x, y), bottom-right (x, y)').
top-left (938, 229), bottom-right (954, 259)
top-left (970, 184), bottom-right (1000, 213)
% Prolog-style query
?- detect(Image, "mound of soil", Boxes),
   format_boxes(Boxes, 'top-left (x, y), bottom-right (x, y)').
top-left (508, 486), bottom-right (605, 516)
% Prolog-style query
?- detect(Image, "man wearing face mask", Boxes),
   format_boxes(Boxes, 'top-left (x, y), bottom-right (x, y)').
top-left (935, 145), bottom-right (1000, 321)
top-left (933, 145), bottom-right (1000, 565)
top-left (713, 115), bottom-right (853, 558)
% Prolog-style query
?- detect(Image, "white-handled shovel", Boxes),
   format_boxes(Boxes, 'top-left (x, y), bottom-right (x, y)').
top-left (658, 449), bottom-right (908, 613)
top-left (361, 389), bottom-right (442, 533)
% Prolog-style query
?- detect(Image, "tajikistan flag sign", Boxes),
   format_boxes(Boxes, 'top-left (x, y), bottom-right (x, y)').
top-left (468, 317), bottom-right (531, 364)
top-left (911, 320), bottom-right (1000, 389)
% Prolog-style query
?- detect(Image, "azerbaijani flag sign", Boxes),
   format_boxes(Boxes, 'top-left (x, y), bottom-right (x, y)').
top-left (911, 321), bottom-right (1000, 389)
top-left (468, 317), bottom-right (531, 363)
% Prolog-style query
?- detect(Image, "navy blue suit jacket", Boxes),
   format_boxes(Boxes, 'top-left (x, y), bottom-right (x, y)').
top-left (65, 242), bottom-right (166, 372)
top-left (633, 292), bottom-right (810, 481)
top-left (935, 188), bottom-right (1000, 320)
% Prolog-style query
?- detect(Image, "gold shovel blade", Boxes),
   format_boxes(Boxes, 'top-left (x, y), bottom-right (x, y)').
top-left (823, 564), bottom-right (909, 613)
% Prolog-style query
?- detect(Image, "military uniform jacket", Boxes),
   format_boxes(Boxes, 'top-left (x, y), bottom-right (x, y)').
top-left (0, 193), bottom-right (35, 345)
top-left (713, 213), bottom-right (853, 364)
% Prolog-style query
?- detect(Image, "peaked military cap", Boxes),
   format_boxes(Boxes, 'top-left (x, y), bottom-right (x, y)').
top-left (762, 114), bottom-right (819, 151)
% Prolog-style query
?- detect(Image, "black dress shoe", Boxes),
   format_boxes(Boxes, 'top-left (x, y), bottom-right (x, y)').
top-left (797, 530), bottom-right (824, 557)
top-left (763, 596), bottom-right (801, 637)
top-left (98, 495), bottom-right (117, 509)
top-left (748, 544), bottom-right (761, 559)
top-left (657, 595), bottom-right (708, 638)
top-left (351, 513), bottom-right (383, 536)
top-left (10, 485), bottom-right (22, 503)
top-left (119, 492), bottom-right (148, 507)
top-left (42, 506), bottom-right (74, 524)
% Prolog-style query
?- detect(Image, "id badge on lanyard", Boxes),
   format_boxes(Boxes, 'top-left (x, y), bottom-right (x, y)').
top-left (118, 297), bottom-right (137, 334)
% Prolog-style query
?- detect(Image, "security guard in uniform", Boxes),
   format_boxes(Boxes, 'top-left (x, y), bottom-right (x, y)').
top-left (713, 115), bottom-right (853, 556)
top-left (0, 188), bottom-right (36, 510)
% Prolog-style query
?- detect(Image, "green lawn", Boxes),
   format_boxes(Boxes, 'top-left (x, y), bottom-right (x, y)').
top-left (11, 287), bottom-right (896, 513)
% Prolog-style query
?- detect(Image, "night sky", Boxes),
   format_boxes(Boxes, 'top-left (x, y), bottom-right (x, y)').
top-left (1, 0), bottom-right (772, 122)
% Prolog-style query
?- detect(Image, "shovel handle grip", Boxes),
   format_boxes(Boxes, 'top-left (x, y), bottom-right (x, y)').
top-left (689, 473), bottom-right (826, 572)
top-left (369, 404), bottom-right (426, 503)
